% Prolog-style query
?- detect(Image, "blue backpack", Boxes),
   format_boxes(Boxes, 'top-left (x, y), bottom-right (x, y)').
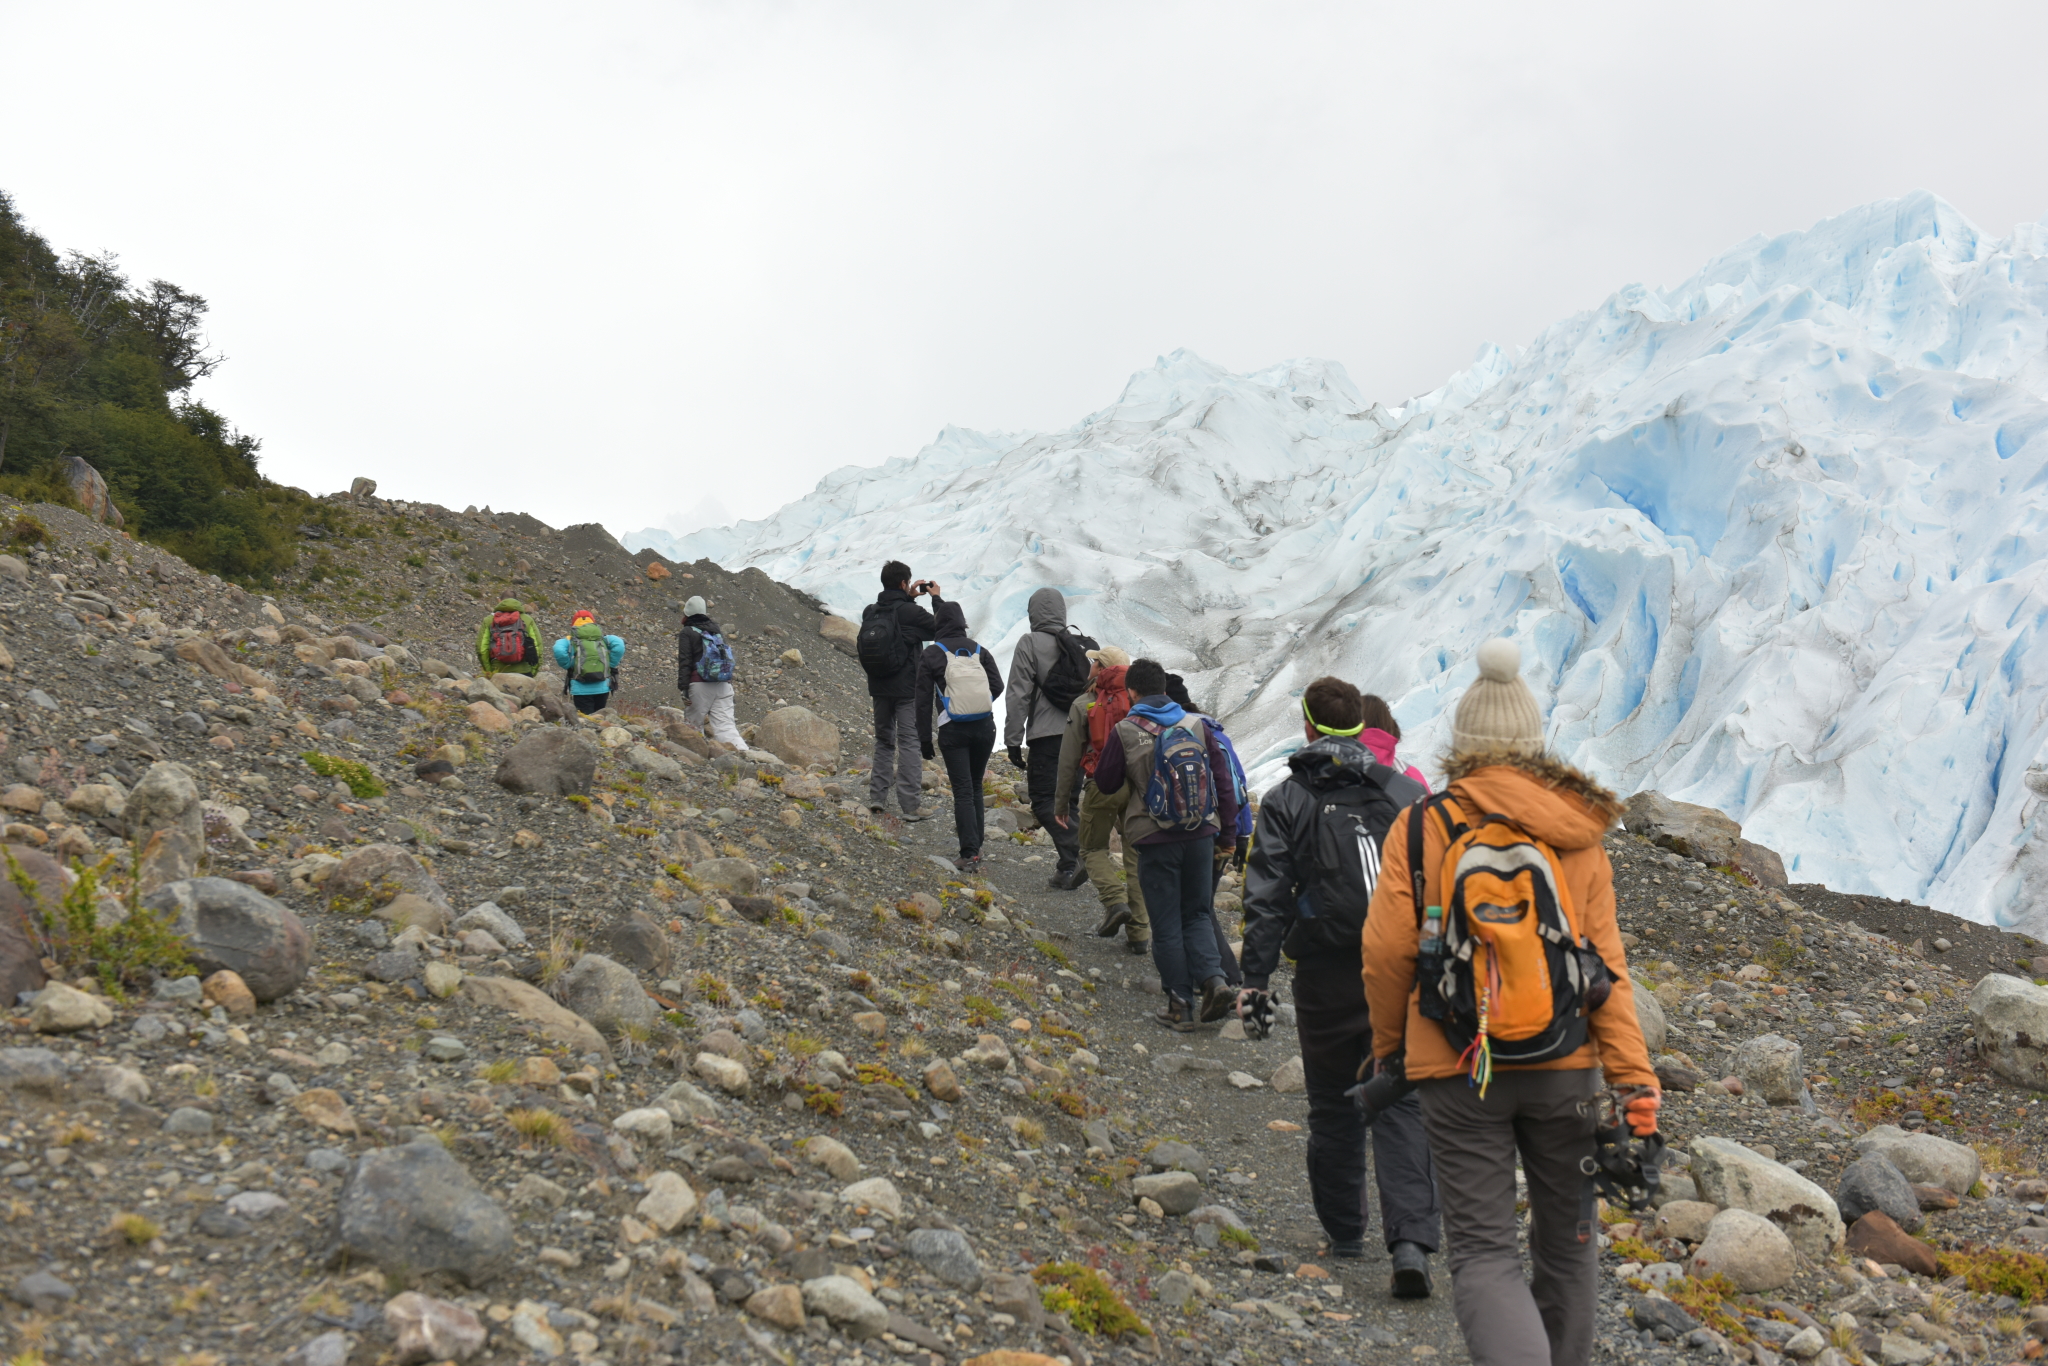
top-left (1209, 723), bottom-right (1254, 837)
top-left (1135, 716), bottom-right (1215, 832)
top-left (694, 628), bottom-right (736, 683)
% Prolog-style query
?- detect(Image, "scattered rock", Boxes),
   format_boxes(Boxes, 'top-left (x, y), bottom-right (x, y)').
top-left (840, 1176), bottom-right (903, 1221)
top-left (744, 1283), bottom-right (806, 1331)
top-left (327, 843), bottom-right (451, 914)
top-left (1689, 1136), bottom-right (1844, 1258)
top-left (693, 1051), bottom-right (751, 1095)
top-left (202, 968), bottom-right (257, 1017)
top-left (804, 1136), bottom-right (862, 1182)
top-left (692, 857), bottom-right (761, 896)
top-left (454, 901), bottom-right (528, 947)
top-left (126, 761), bottom-right (206, 893)
top-left (0, 1047), bottom-right (67, 1096)
top-left (905, 1226), bottom-right (984, 1290)
top-left (1623, 791), bottom-right (1743, 865)
top-left (1845, 1210), bottom-right (1939, 1276)
top-left (30, 981), bottom-right (112, 1032)
top-left (140, 877), bottom-right (314, 1001)
top-left (1836, 1152), bottom-right (1922, 1231)
top-left (755, 706), bottom-right (841, 768)
top-left (1967, 973), bottom-right (2048, 1090)
top-left (1651, 1199), bottom-right (1720, 1243)
top-left (803, 1274), bottom-right (889, 1338)
top-left (1270, 1056), bottom-right (1306, 1093)
top-left (493, 728), bottom-right (600, 796)
top-left (603, 908), bottom-right (673, 974)
top-left (922, 1060), bottom-right (964, 1101)
top-left (1731, 1033), bottom-right (1805, 1105)
top-left (1849, 1125), bottom-right (1981, 1197)
top-left (1635, 980), bottom-right (1668, 1054)
top-left (637, 1171), bottom-right (700, 1232)
top-left (1131, 1171), bottom-right (1203, 1216)
top-left (460, 975), bottom-right (612, 1062)
top-left (557, 952), bottom-right (657, 1034)
top-left (10, 1269), bottom-right (76, 1312)
top-left (334, 1139), bottom-right (514, 1286)
top-left (1687, 1208), bottom-right (1797, 1291)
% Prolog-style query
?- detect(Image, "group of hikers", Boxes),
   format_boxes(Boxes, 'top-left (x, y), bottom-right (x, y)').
top-left (854, 564), bottom-right (1660, 1366)
top-left (478, 568), bottom-right (1660, 1366)
top-left (472, 594), bottom-right (744, 745)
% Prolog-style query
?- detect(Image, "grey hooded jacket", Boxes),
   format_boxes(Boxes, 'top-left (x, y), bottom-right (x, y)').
top-left (1004, 587), bottom-right (1075, 746)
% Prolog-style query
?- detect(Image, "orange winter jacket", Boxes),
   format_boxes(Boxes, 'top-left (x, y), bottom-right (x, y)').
top-left (1361, 751), bottom-right (1656, 1088)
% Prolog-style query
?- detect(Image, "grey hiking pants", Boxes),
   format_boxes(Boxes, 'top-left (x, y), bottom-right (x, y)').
top-left (1418, 1068), bottom-right (1601, 1366)
top-left (868, 696), bottom-right (921, 814)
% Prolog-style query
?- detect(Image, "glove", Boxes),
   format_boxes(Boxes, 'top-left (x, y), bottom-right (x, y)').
top-left (1231, 835), bottom-right (1249, 871)
top-left (1236, 988), bottom-right (1274, 1039)
top-left (1624, 1088), bottom-right (1662, 1137)
top-left (1008, 746), bottom-right (1027, 770)
top-left (920, 743), bottom-right (935, 761)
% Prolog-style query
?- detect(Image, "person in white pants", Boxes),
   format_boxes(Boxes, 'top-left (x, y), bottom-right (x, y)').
top-left (678, 596), bottom-right (745, 747)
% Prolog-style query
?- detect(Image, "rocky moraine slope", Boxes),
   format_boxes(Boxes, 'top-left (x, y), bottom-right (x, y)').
top-left (8, 487), bottom-right (2048, 1366)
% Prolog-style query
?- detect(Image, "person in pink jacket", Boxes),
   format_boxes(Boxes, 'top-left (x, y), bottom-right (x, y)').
top-left (1359, 695), bottom-right (1430, 792)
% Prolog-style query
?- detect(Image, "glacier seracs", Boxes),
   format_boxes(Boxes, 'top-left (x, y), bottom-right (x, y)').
top-left (629, 192), bottom-right (2048, 933)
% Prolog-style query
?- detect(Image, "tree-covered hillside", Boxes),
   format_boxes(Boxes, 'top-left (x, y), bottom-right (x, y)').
top-left (0, 190), bottom-right (308, 582)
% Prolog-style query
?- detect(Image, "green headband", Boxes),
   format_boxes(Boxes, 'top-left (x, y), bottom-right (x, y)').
top-left (1303, 697), bottom-right (1364, 737)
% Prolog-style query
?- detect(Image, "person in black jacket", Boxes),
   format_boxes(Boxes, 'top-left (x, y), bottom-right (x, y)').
top-left (914, 600), bottom-right (1005, 871)
top-left (1239, 675), bottom-right (1442, 1297)
top-left (860, 561), bottom-right (943, 820)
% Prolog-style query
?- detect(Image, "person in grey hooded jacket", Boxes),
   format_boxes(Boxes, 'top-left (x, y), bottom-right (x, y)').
top-left (1004, 586), bottom-right (1087, 887)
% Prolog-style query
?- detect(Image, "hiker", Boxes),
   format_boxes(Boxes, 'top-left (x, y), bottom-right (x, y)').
top-left (476, 598), bottom-right (542, 676)
top-left (1051, 647), bottom-right (1150, 955)
top-left (1092, 657), bottom-right (1240, 1030)
top-left (1238, 675), bottom-right (1441, 1296)
top-left (1163, 672), bottom-right (1247, 985)
top-left (1359, 694), bottom-right (1430, 792)
top-left (914, 599), bottom-right (1004, 872)
top-left (1362, 640), bottom-right (1656, 1366)
top-left (677, 595), bottom-right (744, 747)
top-left (552, 609), bottom-right (624, 715)
top-left (857, 562), bottom-right (942, 820)
top-left (1004, 587), bottom-right (1093, 888)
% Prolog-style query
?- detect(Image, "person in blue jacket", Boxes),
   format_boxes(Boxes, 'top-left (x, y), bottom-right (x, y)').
top-left (1166, 673), bottom-right (1248, 985)
top-left (553, 608), bottom-right (625, 715)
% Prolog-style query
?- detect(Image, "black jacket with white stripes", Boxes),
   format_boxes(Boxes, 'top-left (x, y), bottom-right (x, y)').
top-left (1239, 734), bottom-right (1427, 992)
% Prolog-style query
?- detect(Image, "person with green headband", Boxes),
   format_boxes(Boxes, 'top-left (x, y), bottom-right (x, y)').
top-left (1238, 675), bottom-right (1442, 1296)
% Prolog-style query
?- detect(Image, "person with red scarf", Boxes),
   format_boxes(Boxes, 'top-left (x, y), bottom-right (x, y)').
top-left (1051, 646), bottom-right (1148, 952)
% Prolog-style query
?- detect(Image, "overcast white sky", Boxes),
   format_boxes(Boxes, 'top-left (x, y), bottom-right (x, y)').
top-left (5, 1), bottom-right (2046, 542)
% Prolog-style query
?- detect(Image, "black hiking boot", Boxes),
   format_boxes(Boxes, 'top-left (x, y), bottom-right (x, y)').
top-left (1198, 975), bottom-right (1234, 1023)
top-left (1153, 993), bottom-right (1196, 1032)
top-left (1328, 1239), bottom-right (1367, 1259)
top-left (1389, 1242), bottom-right (1433, 1299)
top-left (1047, 865), bottom-right (1087, 891)
top-left (1093, 903), bottom-right (1132, 938)
top-left (1127, 937), bottom-right (1151, 956)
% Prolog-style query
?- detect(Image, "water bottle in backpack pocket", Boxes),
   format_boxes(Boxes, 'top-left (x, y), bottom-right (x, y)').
top-left (935, 642), bottom-right (992, 721)
top-left (1134, 716), bottom-right (1215, 832)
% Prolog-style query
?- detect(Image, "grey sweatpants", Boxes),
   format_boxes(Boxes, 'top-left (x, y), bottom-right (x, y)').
top-left (868, 696), bottom-right (921, 814)
top-left (1418, 1068), bottom-right (1600, 1366)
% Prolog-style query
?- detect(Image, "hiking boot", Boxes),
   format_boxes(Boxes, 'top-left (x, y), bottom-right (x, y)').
top-left (953, 854), bottom-right (984, 874)
top-left (1093, 903), bottom-right (1132, 938)
top-left (1198, 975), bottom-right (1234, 1023)
top-left (1047, 865), bottom-right (1088, 891)
top-left (1328, 1239), bottom-right (1367, 1259)
top-left (1126, 937), bottom-right (1152, 956)
top-left (1152, 993), bottom-right (1196, 1032)
top-left (1389, 1242), bottom-right (1432, 1299)
top-left (868, 806), bottom-right (884, 816)
top-left (900, 810), bottom-right (931, 823)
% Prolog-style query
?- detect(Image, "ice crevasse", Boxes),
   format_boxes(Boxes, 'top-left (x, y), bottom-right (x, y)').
top-left (638, 192), bottom-right (2048, 933)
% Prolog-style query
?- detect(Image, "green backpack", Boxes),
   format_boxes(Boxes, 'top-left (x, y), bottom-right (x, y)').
top-left (569, 621), bottom-right (612, 685)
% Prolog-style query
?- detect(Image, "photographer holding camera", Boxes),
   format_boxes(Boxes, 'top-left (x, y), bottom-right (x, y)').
top-left (856, 562), bottom-right (945, 820)
top-left (1238, 676), bottom-right (1441, 1297)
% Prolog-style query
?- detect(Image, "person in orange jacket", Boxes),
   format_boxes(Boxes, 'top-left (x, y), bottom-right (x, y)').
top-left (1362, 638), bottom-right (1658, 1366)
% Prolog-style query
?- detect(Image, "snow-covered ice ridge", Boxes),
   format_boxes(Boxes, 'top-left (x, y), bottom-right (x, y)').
top-left (629, 193), bottom-right (2048, 932)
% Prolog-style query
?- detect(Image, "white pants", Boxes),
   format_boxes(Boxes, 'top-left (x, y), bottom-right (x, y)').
top-left (687, 681), bottom-right (743, 746)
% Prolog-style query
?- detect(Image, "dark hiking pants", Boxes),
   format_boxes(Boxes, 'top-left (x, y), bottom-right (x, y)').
top-left (869, 696), bottom-right (921, 814)
top-left (1025, 734), bottom-right (1080, 872)
top-left (938, 717), bottom-right (995, 859)
top-left (1296, 963), bottom-right (1441, 1250)
top-left (1419, 1068), bottom-right (1601, 1366)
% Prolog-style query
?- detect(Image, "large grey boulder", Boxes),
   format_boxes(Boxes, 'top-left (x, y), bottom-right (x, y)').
top-left (692, 858), bottom-right (760, 896)
top-left (624, 744), bottom-right (683, 783)
top-left (142, 878), bottom-right (312, 1001)
top-left (459, 976), bottom-right (611, 1062)
top-left (1731, 1033), bottom-right (1806, 1104)
top-left (1688, 1208), bottom-right (1797, 1291)
top-left (327, 843), bottom-right (451, 913)
top-left (1132, 1171), bottom-right (1203, 1216)
top-left (334, 1139), bottom-right (513, 1285)
top-left (755, 706), bottom-right (841, 769)
top-left (1836, 1152), bottom-right (1922, 1231)
top-left (1623, 791), bottom-right (1742, 866)
top-left (493, 728), bottom-right (599, 796)
top-left (905, 1227), bottom-right (983, 1291)
top-left (1849, 1125), bottom-right (1981, 1197)
top-left (1968, 973), bottom-right (2048, 1090)
top-left (127, 761), bottom-right (205, 893)
top-left (1690, 1136), bottom-right (1844, 1258)
top-left (0, 844), bottom-right (67, 1005)
top-left (558, 953), bottom-right (657, 1034)
top-left (1633, 980), bottom-right (1667, 1054)
top-left (0, 1047), bottom-right (68, 1096)
top-left (801, 1275), bottom-right (888, 1339)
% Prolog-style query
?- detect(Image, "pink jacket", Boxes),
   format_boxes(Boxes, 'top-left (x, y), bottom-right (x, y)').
top-left (1360, 728), bottom-right (1429, 792)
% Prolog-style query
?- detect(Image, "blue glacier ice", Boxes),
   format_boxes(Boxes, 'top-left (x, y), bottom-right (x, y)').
top-left (626, 193), bottom-right (2048, 933)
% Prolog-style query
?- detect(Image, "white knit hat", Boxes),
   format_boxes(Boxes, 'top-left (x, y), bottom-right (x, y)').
top-left (683, 596), bottom-right (706, 617)
top-left (1451, 639), bottom-right (1544, 756)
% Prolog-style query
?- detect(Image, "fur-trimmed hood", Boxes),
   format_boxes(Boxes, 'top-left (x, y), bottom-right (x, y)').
top-left (1440, 749), bottom-right (1622, 851)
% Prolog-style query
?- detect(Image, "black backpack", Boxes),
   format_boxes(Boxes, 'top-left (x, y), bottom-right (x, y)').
top-left (1290, 766), bottom-right (1418, 953)
top-left (1038, 625), bottom-right (1098, 714)
top-left (856, 602), bottom-right (914, 679)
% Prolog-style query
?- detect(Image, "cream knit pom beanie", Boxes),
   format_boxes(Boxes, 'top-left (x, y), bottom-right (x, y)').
top-left (1451, 638), bottom-right (1544, 756)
